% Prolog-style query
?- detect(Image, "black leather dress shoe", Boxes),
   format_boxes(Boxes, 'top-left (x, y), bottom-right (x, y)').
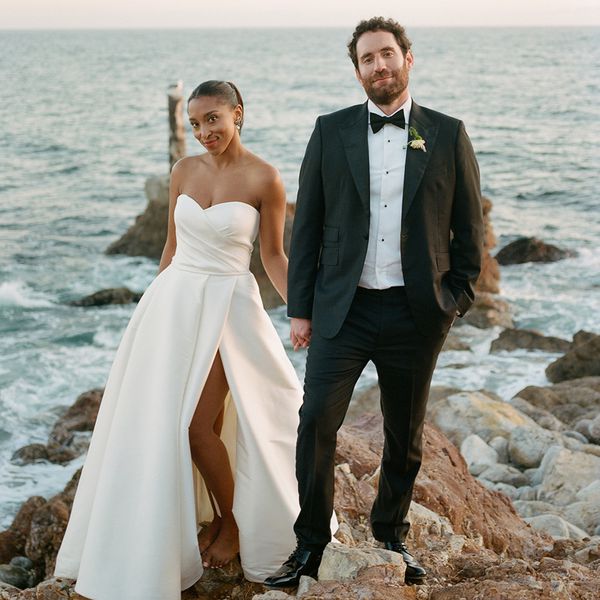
top-left (263, 546), bottom-right (323, 588)
top-left (383, 541), bottom-right (427, 584)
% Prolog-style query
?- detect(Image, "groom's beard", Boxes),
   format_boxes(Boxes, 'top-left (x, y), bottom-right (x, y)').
top-left (364, 64), bottom-right (409, 105)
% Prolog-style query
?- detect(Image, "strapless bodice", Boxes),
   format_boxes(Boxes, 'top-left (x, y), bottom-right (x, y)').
top-left (170, 194), bottom-right (260, 274)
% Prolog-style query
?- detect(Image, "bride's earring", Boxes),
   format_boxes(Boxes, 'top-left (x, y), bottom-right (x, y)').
top-left (235, 120), bottom-right (241, 131)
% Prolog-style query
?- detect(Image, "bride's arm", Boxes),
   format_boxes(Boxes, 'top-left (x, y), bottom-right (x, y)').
top-left (158, 160), bottom-right (185, 273)
top-left (258, 168), bottom-right (288, 303)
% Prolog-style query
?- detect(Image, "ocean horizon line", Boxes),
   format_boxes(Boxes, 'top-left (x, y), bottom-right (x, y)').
top-left (2, 24), bottom-right (600, 32)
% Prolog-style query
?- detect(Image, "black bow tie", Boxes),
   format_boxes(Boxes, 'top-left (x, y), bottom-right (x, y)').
top-left (369, 110), bottom-right (405, 133)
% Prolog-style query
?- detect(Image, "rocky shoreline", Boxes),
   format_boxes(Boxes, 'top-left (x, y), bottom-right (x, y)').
top-left (2, 185), bottom-right (599, 597)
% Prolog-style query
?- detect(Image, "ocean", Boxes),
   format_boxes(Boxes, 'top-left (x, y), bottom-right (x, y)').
top-left (0, 27), bottom-right (599, 528)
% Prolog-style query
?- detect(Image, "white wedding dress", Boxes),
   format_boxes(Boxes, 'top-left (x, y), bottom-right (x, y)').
top-left (54, 194), bottom-right (333, 600)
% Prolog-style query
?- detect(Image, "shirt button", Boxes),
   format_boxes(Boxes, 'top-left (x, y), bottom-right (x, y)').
top-left (381, 238), bottom-right (384, 242)
top-left (385, 171), bottom-right (389, 174)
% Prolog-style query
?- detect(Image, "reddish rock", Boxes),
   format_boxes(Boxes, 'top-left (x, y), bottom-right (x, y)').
top-left (12, 391), bottom-right (102, 466)
top-left (475, 197), bottom-right (500, 294)
top-left (0, 498), bottom-right (46, 564)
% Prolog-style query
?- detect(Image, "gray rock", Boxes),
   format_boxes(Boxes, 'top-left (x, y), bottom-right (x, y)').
top-left (252, 592), bottom-right (293, 600)
top-left (563, 430), bottom-right (589, 444)
top-left (460, 434), bottom-right (499, 475)
top-left (524, 514), bottom-right (588, 540)
top-left (486, 482), bottom-right (519, 499)
top-left (576, 480), bottom-right (600, 502)
top-left (513, 500), bottom-right (559, 519)
top-left (588, 413), bottom-right (600, 444)
top-left (489, 436), bottom-right (509, 463)
top-left (0, 563), bottom-right (34, 589)
top-left (508, 426), bottom-right (561, 469)
top-left (428, 391), bottom-right (537, 447)
top-left (515, 485), bottom-right (538, 501)
top-left (8, 557), bottom-right (32, 570)
top-left (562, 501), bottom-right (600, 536)
top-left (317, 543), bottom-right (404, 582)
top-left (297, 575), bottom-right (317, 596)
top-left (478, 463), bottom-right (529, 487)
top-left (538, 446), bottom-right (600, 506)
top-left (508, 397), bottom-right (565, 432)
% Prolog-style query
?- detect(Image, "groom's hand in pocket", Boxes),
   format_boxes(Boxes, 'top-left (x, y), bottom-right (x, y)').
top-left (291, 318), bottom-right (312, 351)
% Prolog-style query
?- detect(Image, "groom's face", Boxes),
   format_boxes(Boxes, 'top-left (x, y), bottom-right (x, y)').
top-left (354, 30), bottom-right (413, 105)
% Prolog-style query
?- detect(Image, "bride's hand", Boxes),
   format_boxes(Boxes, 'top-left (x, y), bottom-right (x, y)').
top-left (290, 318), bottom-right (312, 351)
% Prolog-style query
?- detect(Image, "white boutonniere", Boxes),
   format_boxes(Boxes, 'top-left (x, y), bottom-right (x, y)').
top-left (408, 127), bottom-right (426, 152)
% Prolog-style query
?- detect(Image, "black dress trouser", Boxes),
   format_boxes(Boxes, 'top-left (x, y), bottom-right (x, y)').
top-left (293, 286), bottom-right (447, 550)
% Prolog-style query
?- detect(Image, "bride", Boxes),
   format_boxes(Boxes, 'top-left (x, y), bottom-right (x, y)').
top-left (54, 80), bottom-right (333, 600)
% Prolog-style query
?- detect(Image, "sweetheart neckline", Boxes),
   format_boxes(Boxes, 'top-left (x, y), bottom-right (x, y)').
top-left (177, 194), bottom-right (259, 215)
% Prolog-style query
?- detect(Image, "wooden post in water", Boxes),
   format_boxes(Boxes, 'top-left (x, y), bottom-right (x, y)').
top-left (168, 81), bottom-right (186, 170)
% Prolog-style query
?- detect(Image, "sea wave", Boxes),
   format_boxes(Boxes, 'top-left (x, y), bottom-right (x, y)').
top-left (0, 281), bottom-right (54, 308)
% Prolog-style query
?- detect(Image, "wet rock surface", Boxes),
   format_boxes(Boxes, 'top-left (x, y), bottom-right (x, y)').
top-left (495, 236), bottom-right (576, 265)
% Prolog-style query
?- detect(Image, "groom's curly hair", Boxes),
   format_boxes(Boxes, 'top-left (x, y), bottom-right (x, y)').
top-left (347, 17), bottom-right (412, 68)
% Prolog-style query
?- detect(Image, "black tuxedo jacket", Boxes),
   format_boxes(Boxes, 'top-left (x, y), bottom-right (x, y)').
top-left (287, 100), bottom-right (484, 338)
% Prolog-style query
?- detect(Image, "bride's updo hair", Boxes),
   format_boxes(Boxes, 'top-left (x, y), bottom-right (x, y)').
top-left (188, 80), bottom-right (245, 132)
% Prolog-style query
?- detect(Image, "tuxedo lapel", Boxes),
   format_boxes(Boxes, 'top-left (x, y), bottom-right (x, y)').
top-left (403, 101), bottom-right (438, 220)
top-left (339, 103), bottom-right (370, 213)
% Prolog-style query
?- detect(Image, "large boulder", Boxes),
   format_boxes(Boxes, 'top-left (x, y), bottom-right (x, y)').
top-left (428, 391), bottom-right (536, 447)
top-left (495, 236), bottom-right (575, 265)
top-left (106, 174), bottom-right (170, 259)
top-left (546, 332), bottom-right (600, 383)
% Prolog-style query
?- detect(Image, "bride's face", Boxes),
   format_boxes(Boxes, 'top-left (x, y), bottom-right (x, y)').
top-left (188, 96), bottom-right (242, 155)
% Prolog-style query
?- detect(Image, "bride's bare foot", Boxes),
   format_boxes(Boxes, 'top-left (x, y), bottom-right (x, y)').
top-left (198, 516), bottom-right (222, 553)
top-left (202, 516), bottom-right (239, 568)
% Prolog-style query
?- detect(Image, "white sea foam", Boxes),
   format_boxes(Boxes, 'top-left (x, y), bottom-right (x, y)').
top-left (0, 281), bottom-right (53, 308)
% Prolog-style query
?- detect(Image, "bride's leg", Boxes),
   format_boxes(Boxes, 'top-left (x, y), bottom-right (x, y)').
top-left (195, 408), bottom-right (224, 552)
top-left (188, 351), bottom-right (239, 568)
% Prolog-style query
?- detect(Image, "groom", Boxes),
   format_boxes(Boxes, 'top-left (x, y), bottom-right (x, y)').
top-left (266, 17), bottom-right (483, 587)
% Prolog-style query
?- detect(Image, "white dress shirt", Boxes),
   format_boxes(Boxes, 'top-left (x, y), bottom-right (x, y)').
top-left (358, 96), bottom-right (412, 289)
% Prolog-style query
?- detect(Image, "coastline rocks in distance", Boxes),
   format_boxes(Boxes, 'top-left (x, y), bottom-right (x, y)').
top-left (11, 390), bottom-right (103, 466)
top-left (475, 196), bottom-right (501, 294)
top-left (545, 331), bottom-right (600, 383)
top-left (106, 174), bottom-right (170, 259)
top-left (105, 174), bottom-right (295, 309)
top-left (495, 236), bottom-right (576, 265)
top-left (68, 287), bottom-right (142, 307)
top-left (490, 328), bottom-right (571, 354)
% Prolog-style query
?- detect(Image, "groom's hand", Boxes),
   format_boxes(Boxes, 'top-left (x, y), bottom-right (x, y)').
top-left (290, 318), bottom-right (312, 351)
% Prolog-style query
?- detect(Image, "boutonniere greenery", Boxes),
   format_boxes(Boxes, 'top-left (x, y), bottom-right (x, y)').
top-left (408, 127), bottom-right (426, 152)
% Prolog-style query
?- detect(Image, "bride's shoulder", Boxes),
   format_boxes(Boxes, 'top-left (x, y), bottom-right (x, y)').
top-left (172, 154), bottom-right (208, 174)
top-left (244, 152), bottom-right (281, 186)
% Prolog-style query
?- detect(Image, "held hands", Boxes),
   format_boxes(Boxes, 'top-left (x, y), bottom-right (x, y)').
top-left (290, 318), bottom-right (312, 351)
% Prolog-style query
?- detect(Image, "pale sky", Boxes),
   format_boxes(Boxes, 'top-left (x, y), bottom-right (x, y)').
top-left (2, 0), bottom-right (599, 28)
